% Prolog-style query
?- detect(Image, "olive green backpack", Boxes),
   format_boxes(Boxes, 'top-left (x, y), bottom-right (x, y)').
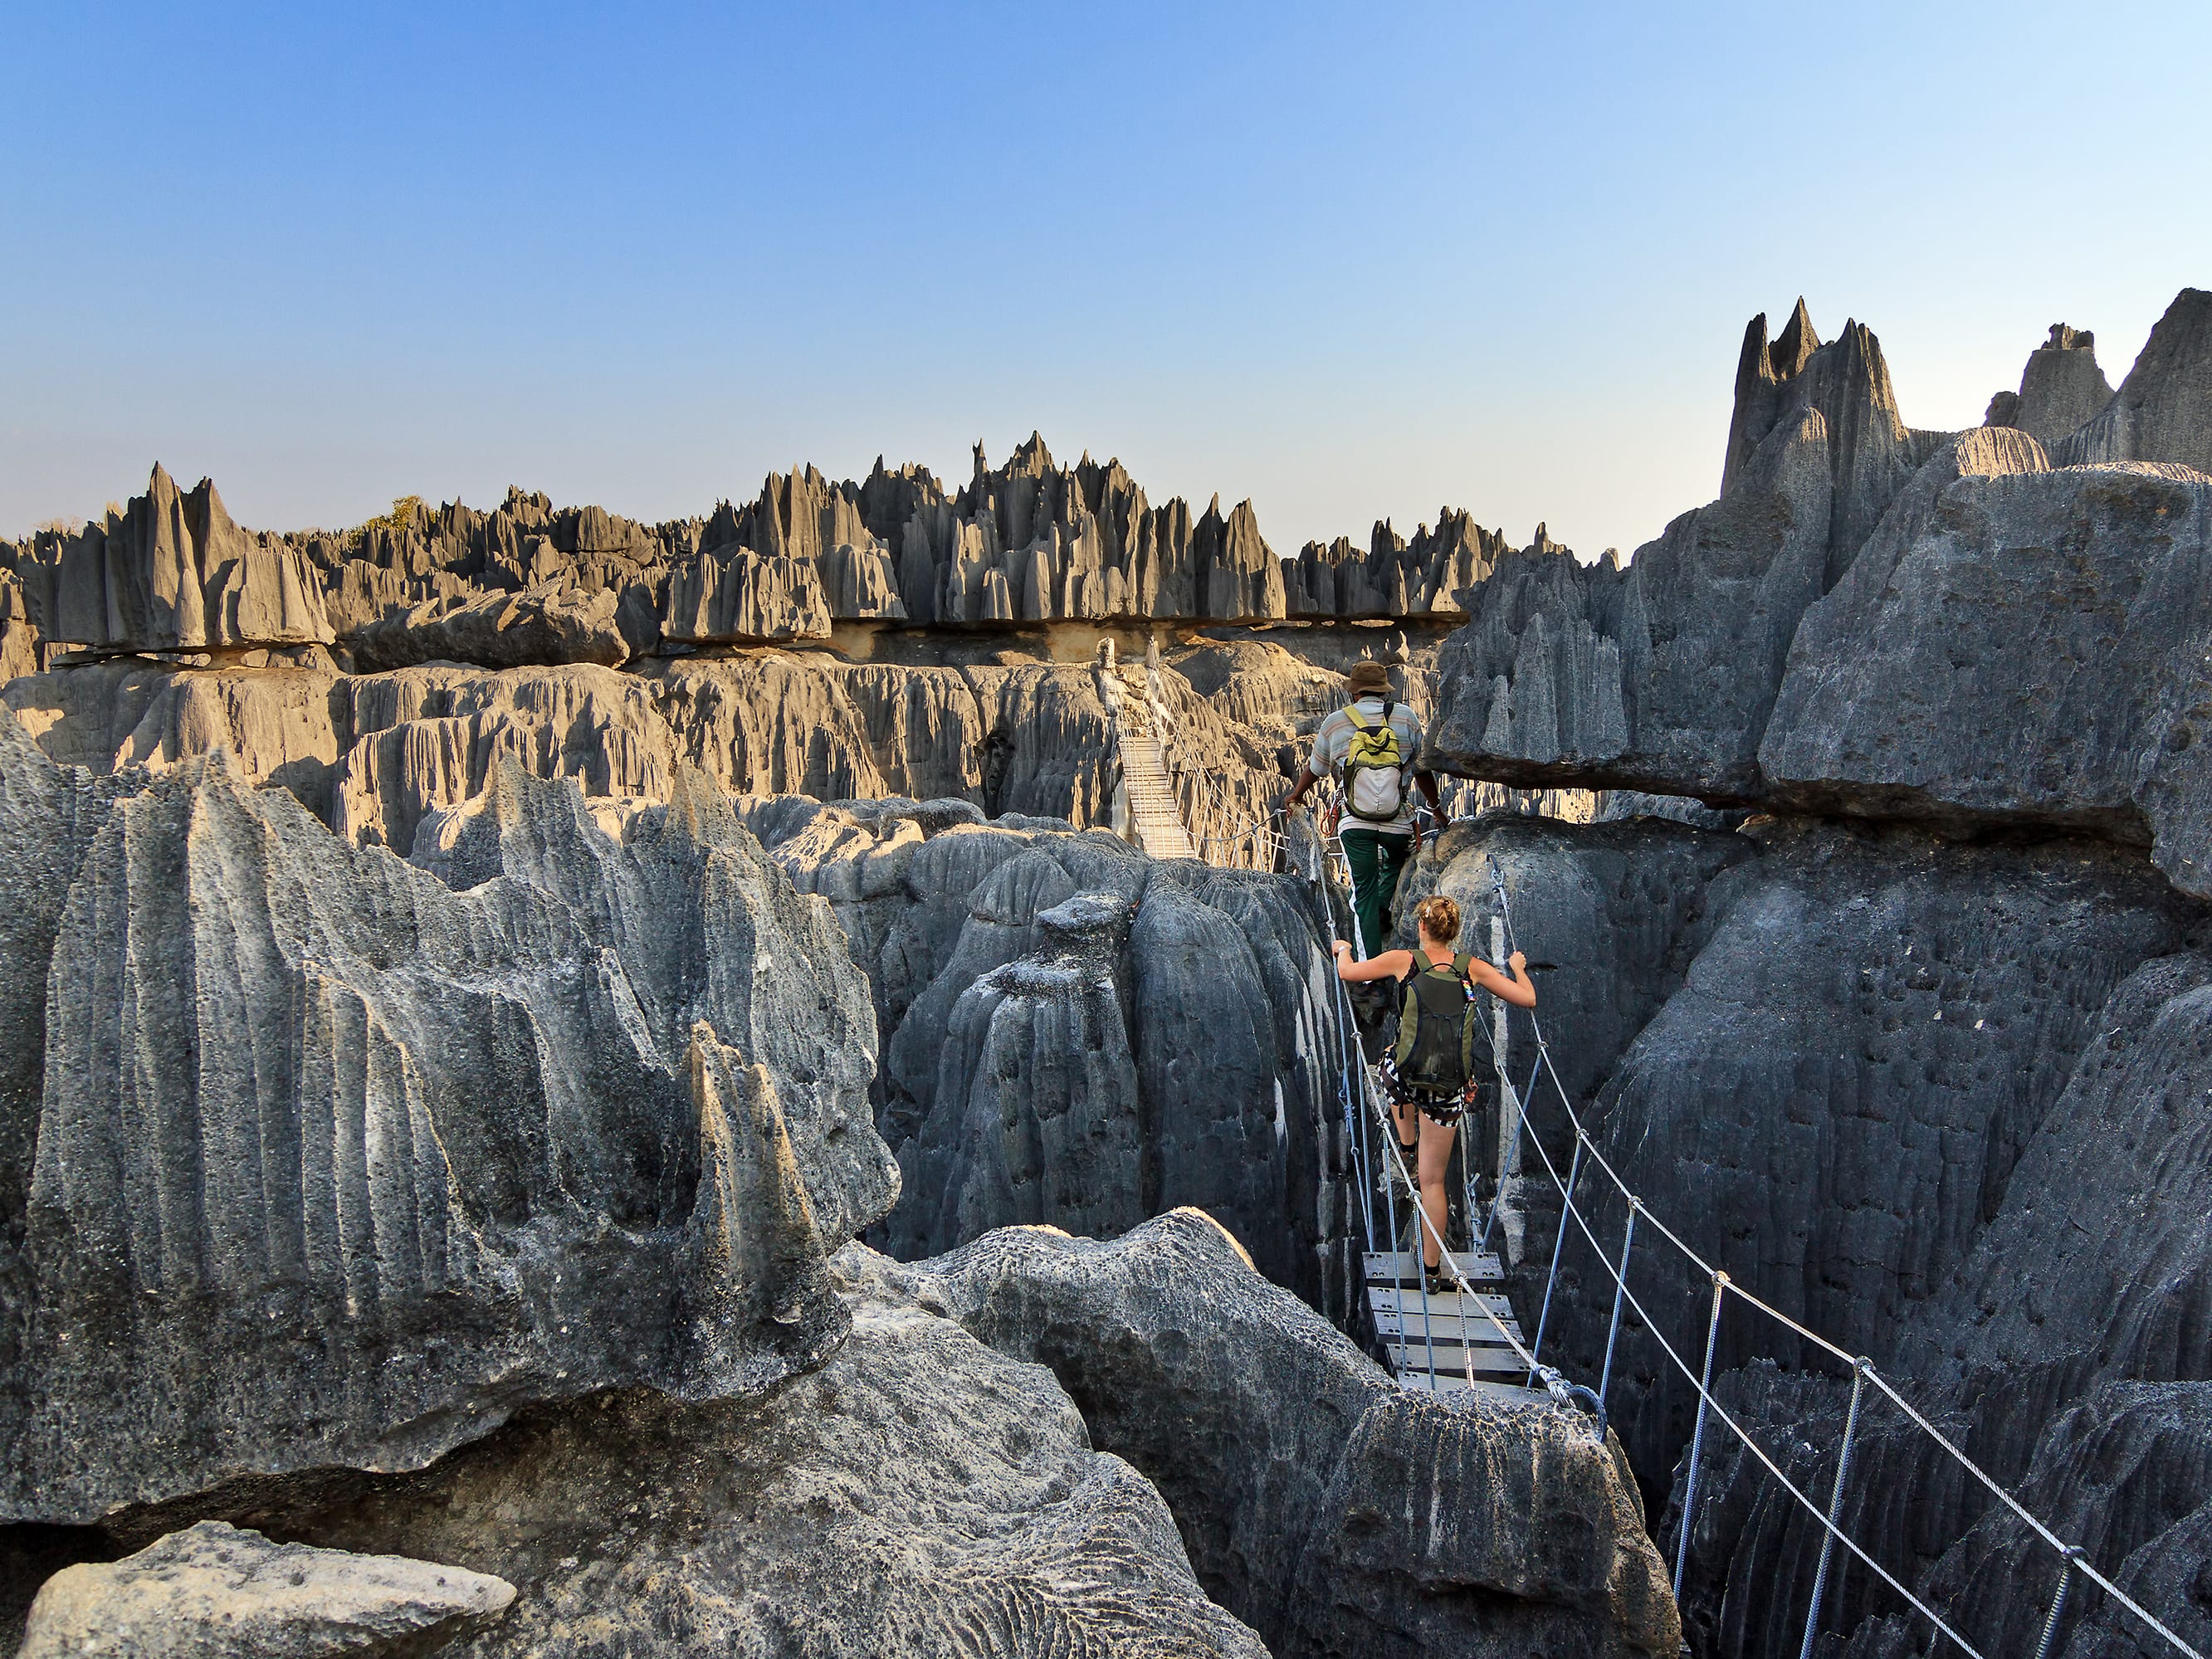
top-left (1394, 954), bottom-right (1482, 1092)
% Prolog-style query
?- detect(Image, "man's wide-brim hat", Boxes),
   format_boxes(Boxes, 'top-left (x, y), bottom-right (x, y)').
top-left (1344, 661), bottom-right (1393, 695)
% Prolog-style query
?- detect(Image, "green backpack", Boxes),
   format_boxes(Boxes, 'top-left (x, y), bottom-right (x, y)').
top-left (1393, 953), bottom-right (1483, 1093)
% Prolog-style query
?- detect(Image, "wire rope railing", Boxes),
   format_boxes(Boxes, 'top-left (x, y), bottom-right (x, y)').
top-left (1311, 822), bottom-right (1597, 1415)
top-left (1137, 670), bottom-right (2194, 1659)
top-left (1472, 854), bottom-right (2205, 1659)
top-left (1288, 800), bottom-right (2200, 1659)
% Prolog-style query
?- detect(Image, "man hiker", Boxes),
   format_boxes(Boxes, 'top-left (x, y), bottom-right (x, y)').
top-left (1285, 661), bottom-right (1442, 956)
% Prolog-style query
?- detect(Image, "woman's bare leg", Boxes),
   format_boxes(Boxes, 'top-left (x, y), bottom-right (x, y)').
top-left (1416, 1113), bottom-right (1458, 1272)
top-left (1392, 1094), bottom-right (1419, 1154)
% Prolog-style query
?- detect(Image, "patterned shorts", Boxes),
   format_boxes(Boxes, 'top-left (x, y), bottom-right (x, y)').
top-left (1376, 1053), bottom-right (1489, 1129)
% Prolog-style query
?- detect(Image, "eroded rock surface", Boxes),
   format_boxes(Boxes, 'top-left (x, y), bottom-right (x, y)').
top-left (1547, 820), bottom-right (2195, 1491)
top-left (71, 1257), bottom-right (1272, 1659)
top-left (2050, 288), bottom-right (2212, 474)
top-left (17, 1520), bottom-right (514, 1658)
top-left (1985, 323), bottom-right (2115, 448)
top-left (1427, 304), bottom-right (1960, 802)
top-left (2, 720), bottom-right (894, 1521)
top-left (1761, 459), bottom-right (2212, 897)
top-left (884, 1210), bottom-right (1682, 1659)
top-left (9, 466), bottom-right (334, 655)
top-left (745, 798), bottom-right (1361, 1316)
top-left (349, 579), bottom-right (631, 671)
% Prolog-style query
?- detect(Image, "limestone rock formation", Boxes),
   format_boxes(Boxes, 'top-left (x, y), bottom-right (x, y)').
top-left (1661, 946), bottom-right (2212, 1652)
top-left (2, 725), bottom-right (895, 1521)
top-left (64, 1255), bottom-right (1271, 1659)
top-left (2051, 288), bottom-right (2212, 473)
top-left (660, 545), bottom-right (837, 642)
top-left (1285, 510), bottom-right (1511, 617)
top-left (890, 1209), bottom-right (1682, 1659)
top-left (1361, 804), bottom-right (2212, 1659)
top-left (6, 656), bottom-right (346, 819)
top-left (1721, 302), bottom-right (1941, 583)
top-left (17, 1521), bottom-right (515, 1658)
top-left (1904, 1381), bottom-right (2212, 1659)
top-left (1427, 394), bottom-right (1834, 798)
top-left (1984, 323), bottom-right (2116, 448)
top-left (1428, 288), bottom-right (2212, 868)
top-left (1428, 304), bottom-right (1979, 802)
top-left (332, 661), bottom-right (676, 853)
top-left (0, 568), bottom-right (39, 681)
top-left (1901, 948), bottom-right (2212, 1479)
top-left (1389, 812), bottom-right (1760, 1114)
top-left (349, 578), bottom-right (631, 671)
top-left (10, 466), bottom-right (334, 655)
top-left (1761, 459), bottom-right (2212, 898)
top-left (1542, 819), bottom-right (2195, 1491)
top-left (743, 798), bottom-right (1361, 1316)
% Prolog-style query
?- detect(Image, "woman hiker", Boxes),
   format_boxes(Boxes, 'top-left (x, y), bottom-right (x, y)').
top-left (1334, 894), bottom-right (1536, 1293)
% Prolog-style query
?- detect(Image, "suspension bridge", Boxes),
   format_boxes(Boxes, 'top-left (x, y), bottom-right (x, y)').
top-left (1095, 647), bottom-right (2205, 1659)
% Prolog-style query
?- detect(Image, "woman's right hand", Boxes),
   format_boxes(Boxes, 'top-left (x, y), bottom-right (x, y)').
top-left (1508, 949), bottom-right (1526, 974)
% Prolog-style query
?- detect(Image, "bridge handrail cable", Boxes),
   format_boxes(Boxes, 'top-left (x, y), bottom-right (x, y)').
top-left (1480, 852), bottom-right (2205, 1659)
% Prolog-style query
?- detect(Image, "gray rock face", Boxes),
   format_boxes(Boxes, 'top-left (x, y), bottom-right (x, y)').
top-left (660, 546), bottom-right (838, 642)
top-left (1423, 302), bottom-right (1959, 801)
top-left (1, 641), bottom-right (1304, 877)
top-left (1283, 508), bottom-right (1512, 617)
top-left (1722, 305), bottom-right (1940, 584)
top-left (1393, 813), bottom-right (1758, 1096)
top-left (2, 723), bottom-right (895, 1521)
top-left (349, 579), bottom-right (631, 671)
top-left (92, 1257), bottom-right (1268, 1659)
top-left (1427, 288), bottom-right (2212, 890)
top-left (330, 661), bottom-right (675, 854)
top-left (10, 466), bottom-right (334, 655)
top-left (0, 569), bottom-right (38, 681)
top-left (746, 799), bottom-right (1361, 1316)
top-left (2051, 288), bottom-right (2212, 474)
top-left (17, 1520), bottom-right (514, 1658)
top-left (1986, 324), bottom-right (2116, 448)
top-left (5, 656), bottom-right (347, 821)
top-left (1546, 820), bottom-right (2195, 1492)
top-left (894, 1210), bottom-right (1682, 1659)
top-left (1760, 460), bottom-right (2212, 897)
top-left (1378, 809), bottom-right (2212, 1659)
top-left (9, 437), bottom-right (1531, 661)
top-left (1899, 948), bottom-right (2212, 1474)
top-left (1895, 1381), bottom-right (2212, 1659)
top-left (1426, 397), bottom-right (1833, 799)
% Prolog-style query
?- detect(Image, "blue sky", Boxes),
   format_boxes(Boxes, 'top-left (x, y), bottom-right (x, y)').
top-left (5, 2), bottom-right (2209, 559)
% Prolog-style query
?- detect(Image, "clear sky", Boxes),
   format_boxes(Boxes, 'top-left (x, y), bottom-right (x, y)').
top-left (6, 2), bottom-right (2209, 559)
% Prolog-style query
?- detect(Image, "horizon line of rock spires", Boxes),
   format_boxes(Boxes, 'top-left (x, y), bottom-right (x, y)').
top-left (0, 433), bottom-right (1552, 668)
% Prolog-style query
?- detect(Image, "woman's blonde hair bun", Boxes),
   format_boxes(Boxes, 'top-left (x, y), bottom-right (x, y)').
top-left (1414, 894), bottom-right (1462, 944)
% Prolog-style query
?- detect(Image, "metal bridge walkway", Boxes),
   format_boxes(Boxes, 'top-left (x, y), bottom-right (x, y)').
top-left (1365, 1247), bottom-right (1541, 1402)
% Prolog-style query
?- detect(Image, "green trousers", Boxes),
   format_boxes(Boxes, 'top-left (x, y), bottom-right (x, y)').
top-left (1340, 827), bottom-right (1413, 959)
